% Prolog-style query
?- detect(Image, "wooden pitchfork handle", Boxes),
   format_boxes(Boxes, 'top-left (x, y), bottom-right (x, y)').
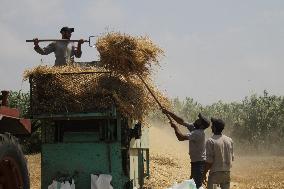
top-left (26, 39), bottom-right (88, 42)
top-left (136, 74), bottom-right (173, 123)
top-left (26, 36), bottom-right (96, 47)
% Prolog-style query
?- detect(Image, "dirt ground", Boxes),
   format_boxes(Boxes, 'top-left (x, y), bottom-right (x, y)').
top-left (26, 124), bottom-right (284, 189)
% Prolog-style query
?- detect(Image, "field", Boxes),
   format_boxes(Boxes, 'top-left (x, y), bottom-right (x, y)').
top-left (26, 124), bottom-right (284, 189)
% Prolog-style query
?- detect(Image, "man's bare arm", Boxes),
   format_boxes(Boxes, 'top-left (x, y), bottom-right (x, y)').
top-left (162, 108), bottom-right (188, 126)
top-left (75, 39), bottom-right (84, 58)
top-left (33, 39), bottom-right (55, 55)
top-left (170, 122), bottom-right (189, 141)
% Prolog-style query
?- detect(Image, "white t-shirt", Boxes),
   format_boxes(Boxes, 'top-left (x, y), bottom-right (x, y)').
top-left (206, 134), bottom-right (234, 173)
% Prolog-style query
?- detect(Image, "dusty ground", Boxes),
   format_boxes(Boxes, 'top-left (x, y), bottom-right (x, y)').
top-left (26, 124), bottom-right (284, 189)
top-left (143, 125), bottom-right (284, 189)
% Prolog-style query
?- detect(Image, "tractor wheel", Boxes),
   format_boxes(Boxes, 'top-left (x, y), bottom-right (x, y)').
top-left (0, 133), bottom-right (30, 189)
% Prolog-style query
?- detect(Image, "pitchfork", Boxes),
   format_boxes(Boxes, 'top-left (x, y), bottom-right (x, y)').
top-left (26, 36), bottom-right (96, 47)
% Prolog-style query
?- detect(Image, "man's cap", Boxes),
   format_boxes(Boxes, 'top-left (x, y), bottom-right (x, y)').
top-left (211, 117), bottom-right (225, 130)
top-left (198, 113), bottom-right (210, 129)
top-left (60, 27), bottom-right (74, 33)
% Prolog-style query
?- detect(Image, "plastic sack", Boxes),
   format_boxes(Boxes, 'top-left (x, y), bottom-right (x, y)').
top-left (167, 179), bottom-right (197, 189)
top-left (91, 175), bottom-right (99, 189)
top-left (48, 180), bottom-right (75, 189)
top-left (91, 174), bottom-right (113, 189)
top-left (48, 180), bottom-right (59, 189)
top-left (213, 184), bottom-right (220, 189)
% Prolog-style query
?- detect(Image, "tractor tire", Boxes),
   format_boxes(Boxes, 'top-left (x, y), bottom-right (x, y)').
top-left (0, 133), bottom-right (30, 189)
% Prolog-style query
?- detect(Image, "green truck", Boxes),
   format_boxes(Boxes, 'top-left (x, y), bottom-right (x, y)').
top-left (29, 72), bottom-right (150, 189)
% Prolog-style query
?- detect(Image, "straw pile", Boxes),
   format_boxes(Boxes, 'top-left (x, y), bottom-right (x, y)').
top-left (96, 32), bottom-right (164, 77)
top-left (24, 33), bottom-right (169, 121)
top-left (24, 65), bottom-right (169, 121)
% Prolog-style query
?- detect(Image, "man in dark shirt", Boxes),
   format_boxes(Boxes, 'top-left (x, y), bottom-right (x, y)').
top-left (163, 109), bottom-right (210, 188)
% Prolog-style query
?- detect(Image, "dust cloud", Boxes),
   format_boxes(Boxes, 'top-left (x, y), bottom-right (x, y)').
top-left (144, 121), bottom-right (284, 189)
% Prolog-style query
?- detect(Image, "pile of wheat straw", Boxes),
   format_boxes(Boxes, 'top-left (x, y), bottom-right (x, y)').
top-left (24, 65), bottom-right (169, 121)
top-left (24, 33), bottom-right (169, 121)
top-left (96, 32), bottom-right (164, 77)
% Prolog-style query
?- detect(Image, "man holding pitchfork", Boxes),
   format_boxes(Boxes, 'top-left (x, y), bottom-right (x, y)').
top-left (33, 26), bottom-right (84, 66)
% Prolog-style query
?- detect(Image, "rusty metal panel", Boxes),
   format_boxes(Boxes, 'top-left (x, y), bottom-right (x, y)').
top-left (0, 106), bottom-right (20, 117)
top-left (0, 106), bottom-right (31, 134)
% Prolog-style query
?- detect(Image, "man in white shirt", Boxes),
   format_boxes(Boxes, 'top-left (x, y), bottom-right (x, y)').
top-left (33, 27), bottom-right (84, 66)
top-left (162, 109), bottom-right (210, 189)
top-left (204, 118), bottom-right (234, 189)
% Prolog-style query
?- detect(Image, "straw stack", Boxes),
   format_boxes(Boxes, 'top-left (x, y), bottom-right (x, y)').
top-left (25, 66), bottom-right (169, 121)
top-left (24, 32), bottom-right (169, 121)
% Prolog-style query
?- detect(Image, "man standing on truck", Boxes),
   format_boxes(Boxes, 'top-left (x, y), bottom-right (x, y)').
top-left (33, 27), bottom-right (84, 66)
top-left (162, 109), bottom-right (210, 189)
top-left (203, 118), bottom-right (234, 189)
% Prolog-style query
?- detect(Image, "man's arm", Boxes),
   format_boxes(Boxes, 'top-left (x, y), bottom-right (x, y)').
top-left (162, 108), bottom-right (188, 127)
top-left (170, 122), bottom-right (189, 141)
top-left (74, 39), bottom-right (84, 58)
top-left (33, 38), bottom-right (55, 55)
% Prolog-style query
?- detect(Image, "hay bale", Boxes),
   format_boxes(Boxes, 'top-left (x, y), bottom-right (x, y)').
top-left (96, 32), bottom-right (164, 77)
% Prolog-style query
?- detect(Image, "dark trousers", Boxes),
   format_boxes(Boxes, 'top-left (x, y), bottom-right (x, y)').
top-left (191, 161), bottom-right (205, 188)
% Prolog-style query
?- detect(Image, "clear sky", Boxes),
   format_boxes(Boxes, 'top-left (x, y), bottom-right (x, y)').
top-left (1, 0), bottom-right (283, 104)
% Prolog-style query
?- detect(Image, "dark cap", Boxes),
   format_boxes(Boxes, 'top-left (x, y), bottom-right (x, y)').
top-left (60, 27), bottom-right (74, 33)
top-left (198, 113), bottom-right (210, 129)
top-left (211, 117), bottom-right (225, 130)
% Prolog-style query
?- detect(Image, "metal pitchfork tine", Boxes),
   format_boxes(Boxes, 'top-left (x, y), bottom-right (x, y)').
top-left (26, 36), bottom-right (97, 47)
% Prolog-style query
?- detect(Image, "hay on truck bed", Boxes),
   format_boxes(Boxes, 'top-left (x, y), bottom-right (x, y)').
top-left (24, 32), bottom-right (170, 122)
top-left (24, 66), bottom-right (169, 122)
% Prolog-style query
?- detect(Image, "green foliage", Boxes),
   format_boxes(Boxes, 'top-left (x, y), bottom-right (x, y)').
top-left (236, 91), bottom-right (284, 151)
top-left (8, 90), bottom-right (30, 116)
top-left (179, 97), bottom-right (203, 123)
top-left (150, 91), bottom-right (284, 154)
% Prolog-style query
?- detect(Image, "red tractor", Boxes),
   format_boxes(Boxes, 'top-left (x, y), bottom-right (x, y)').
top-left (0, 90), bottom-right (31, 189)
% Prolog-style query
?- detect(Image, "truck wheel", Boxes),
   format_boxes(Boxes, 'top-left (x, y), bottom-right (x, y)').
top-left (0, 133), bottom-right (30, 189)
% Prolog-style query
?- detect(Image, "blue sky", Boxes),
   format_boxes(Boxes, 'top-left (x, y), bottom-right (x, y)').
top-left (1, 0), bottom-right (283, 104)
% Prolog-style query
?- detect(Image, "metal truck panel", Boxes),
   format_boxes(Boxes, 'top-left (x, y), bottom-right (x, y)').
top-left (42, 143), bottom-right (129, 189)
top-left (0, 106), bottom-right (31, 135)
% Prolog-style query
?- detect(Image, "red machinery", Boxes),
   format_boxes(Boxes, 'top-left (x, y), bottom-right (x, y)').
top-left (0, 90), bottom-right (31, 189)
